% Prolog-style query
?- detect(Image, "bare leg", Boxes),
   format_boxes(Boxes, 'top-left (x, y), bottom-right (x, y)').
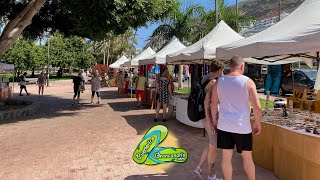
top-left (163, 103), bottom-right (168, 119)
top-left (222, 149), bottom-right (233, 180)
top-left (20, 88), bottom-right (23, 95)
top-left (198, 145), bottom-right (209, 170)
top-left (208, 144), bottom-right (217, 178)
top-left (41, 86), bottom-right (44, 95)
top-left (38, 86), bottom-right (41, 95)
top-left (241, 151), bottom-right (255, 180)
top-left (155, 102), bottom-right (161, 119)
top-left (91, 95), bottom-right (94, 103)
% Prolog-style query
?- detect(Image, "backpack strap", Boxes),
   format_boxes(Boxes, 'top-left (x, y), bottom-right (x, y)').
top-left (201, 77), bottom-right (214, 89)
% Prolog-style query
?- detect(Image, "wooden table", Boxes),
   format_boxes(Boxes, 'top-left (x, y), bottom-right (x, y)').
top-left (252, 121), bottom-right (320, 180)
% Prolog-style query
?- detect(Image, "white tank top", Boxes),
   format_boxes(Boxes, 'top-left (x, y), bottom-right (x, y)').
top-left (217, 75), bottom-right (252, 134)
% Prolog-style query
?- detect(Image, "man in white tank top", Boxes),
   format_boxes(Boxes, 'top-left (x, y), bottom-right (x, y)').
top-left (210, 56), bottom-right (262, 180)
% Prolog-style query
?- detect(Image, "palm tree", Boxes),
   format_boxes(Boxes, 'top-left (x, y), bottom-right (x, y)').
top-left (217, 0), bottom-right (255, 32)
top-left (146, 4), bottom-right (205, 51)
top-left (90, 30), bottom-right (137, 65)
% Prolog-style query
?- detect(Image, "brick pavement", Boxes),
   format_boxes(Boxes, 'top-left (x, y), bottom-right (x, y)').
top-left (0, 81), bottom-right (278, 180)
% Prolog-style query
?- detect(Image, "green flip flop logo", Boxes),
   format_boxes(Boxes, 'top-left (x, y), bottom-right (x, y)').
top-left (133, 125), bottom-right (188, 165)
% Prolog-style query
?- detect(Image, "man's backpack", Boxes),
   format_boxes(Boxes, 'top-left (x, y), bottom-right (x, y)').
top-left (187, 77), bottom-right (213, 122)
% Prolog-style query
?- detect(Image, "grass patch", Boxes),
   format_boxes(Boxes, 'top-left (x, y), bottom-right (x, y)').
top-left (174, 87), bottom-right (191, 94)
top-left (260, 99), bottom-right (274, 109)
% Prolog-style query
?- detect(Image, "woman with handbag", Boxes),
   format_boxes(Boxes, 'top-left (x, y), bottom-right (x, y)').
top-left (154, 70), bottom-right (172, 122)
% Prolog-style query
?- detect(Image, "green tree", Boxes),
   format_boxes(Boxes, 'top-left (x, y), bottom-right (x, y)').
top-left (0, 0), bottom-right (178, 57)
top-left (215, 0), bottom-right (255, 33)
top-left (1, 38), bottom-right (46, 75)
top-left (146, 4), bottom-right (205, 50)
top-left (46, 33), bottom-right (97, 75)
top-left (92, 30), bottom-right (137, 65)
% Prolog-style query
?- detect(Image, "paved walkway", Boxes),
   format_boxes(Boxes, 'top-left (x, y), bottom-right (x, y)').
top-left (0, 81), bottom-right (278, 180)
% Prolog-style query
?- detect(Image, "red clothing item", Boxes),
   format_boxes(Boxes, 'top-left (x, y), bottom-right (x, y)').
top-left (124, 81), bottom-right (129, 94)
top-left (136, 90), bottom-right (145, 101)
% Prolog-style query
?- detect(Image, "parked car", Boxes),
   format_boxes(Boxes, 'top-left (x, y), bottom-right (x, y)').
top-left (279, 69), bottom-right (316, 96)
top-left (274, 98), bottom-right (287, 108)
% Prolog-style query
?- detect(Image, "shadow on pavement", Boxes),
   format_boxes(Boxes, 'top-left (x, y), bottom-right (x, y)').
top-left (108, 101), bottom-right (143, 112)
top-left (0, 93), bottom-right (104, 125)
top-left (122, 114), bottom-right (279, 180)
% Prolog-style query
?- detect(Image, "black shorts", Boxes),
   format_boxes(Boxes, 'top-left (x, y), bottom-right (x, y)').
top-left (217, 130), bottom-right (252, 153)
top-left (20, 85), bottom-right (26, 89)
top-left (91, 91), bottom-right (100, 97)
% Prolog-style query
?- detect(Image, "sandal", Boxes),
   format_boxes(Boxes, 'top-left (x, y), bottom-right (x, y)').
top-left (194, 166), bottom-right (203, 179)
top-left (154, 118), bottom-right (158, 122)
top-left (208, 175), bottom-right (223, 180)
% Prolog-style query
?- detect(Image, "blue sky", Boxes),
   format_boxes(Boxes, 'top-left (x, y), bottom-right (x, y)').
top-left (135, 0), bottom-right (244, 49)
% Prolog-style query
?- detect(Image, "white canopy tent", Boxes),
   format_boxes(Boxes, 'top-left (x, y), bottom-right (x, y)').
top-left (166, 21), bottom-right (243, 64)
top-left (109, 55), bottom-right (129, 69)
top-left (122, 47), bottom-right (155, 67)
top-left (0, 63), bottom-right (14, 70)
top-left (216, 0), bottom-right (320, 68)
top-left (139, 36), bottom-right (186, 65)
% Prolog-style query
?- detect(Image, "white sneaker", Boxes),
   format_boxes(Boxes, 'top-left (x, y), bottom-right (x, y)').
top-left (208, 175), bottom-right (223, 180)
top-left (194, 166), bottom-right (203, 179)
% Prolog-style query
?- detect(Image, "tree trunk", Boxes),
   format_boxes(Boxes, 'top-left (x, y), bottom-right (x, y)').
top-left (32, 68), bottom-right (35, 78)
top-left (0, 0), bottom-right (46, 57)
top-left (106, 39), bottom-right (111, 66)
top-left (103, 39), bottom-right (106, 65)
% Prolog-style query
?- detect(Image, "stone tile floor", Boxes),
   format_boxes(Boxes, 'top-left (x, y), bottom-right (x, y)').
top-left (0, 81), bottom-right (278, 180)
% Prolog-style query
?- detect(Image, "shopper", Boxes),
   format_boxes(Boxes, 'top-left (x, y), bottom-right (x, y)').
top-left (210, 56), bottom-right (262, 180)
top-left (37, 72), bottom-right (46, 95)
top-left (194, 60), bottom-right (224, 180)
top-left (154, 70), bottom-right (172, 122)
top-left (117, 71), bottom-right (125, 97)
top-left (91, 71), bottom-right (102, 104)
top-left (73, 73), bottom-right (83, 104)
top-left (19, 72), bottom-right (30, 96)
top-left (135, 71), bottom-right (146, 107)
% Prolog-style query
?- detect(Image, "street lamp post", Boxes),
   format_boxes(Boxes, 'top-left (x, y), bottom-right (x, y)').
top-left (215, 0), bottom-right (218, 25)
top-left (47, 38), bottom-right (50, 86)
top-left (279, 0), bottom-right (282, 22)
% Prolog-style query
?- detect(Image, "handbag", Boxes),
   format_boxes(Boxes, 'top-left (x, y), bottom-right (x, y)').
top-left (79, 84), bottom-right (85, 92)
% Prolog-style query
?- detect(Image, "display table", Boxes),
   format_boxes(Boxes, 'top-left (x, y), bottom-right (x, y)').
top-left (253, 116), bottom-right (320, 180)
top-left (170, 95), bottom-right (203, 128)
top-left (0, 86), bottom-right (12, 99)
top-left (145, 88), bottom-right (156, 109)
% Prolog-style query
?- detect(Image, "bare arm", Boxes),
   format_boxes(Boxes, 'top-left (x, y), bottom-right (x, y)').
top-left (248, 78), bottom-right (262, 135)
top-left (204, 80), bottom-right (215, 124)
top-left (210, 80), bottom-right (219, 133)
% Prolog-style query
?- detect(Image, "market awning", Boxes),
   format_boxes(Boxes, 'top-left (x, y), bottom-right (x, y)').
top-left (109, 55), bottom-right (129, 68)
top-left (139, 36), bottom-right (186, 65)
top-left (166, 20), bottom-right (243, 64)
top-left (122, 47), bottom-right (155, 67)
top-left (216, 0), bottom-right (320, 68)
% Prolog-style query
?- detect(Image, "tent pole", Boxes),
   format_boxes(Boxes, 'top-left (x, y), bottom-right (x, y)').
top-left (12, 69), bottom-right (14, 96)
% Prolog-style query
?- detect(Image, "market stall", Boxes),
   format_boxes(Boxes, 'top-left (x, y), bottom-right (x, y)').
top-left (0, 62), bottom-right (14, 99)
top-left (216, 0), bottom-right (320, 178)
top-left (252, 110), bottom-right (320, 180)
top-left (166, 21), bottom-right (247, 128)
top-left (122, 47), bottom-right (156, 98)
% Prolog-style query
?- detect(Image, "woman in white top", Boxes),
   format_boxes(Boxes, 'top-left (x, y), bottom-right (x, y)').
top-left (91, 71), bottom-right (102, 104)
